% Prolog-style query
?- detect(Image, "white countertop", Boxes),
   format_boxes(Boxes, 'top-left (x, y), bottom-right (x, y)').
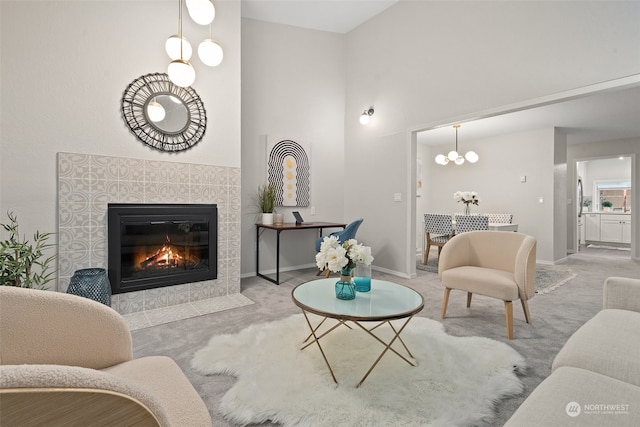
top-left (584, 211), bottom-right (631, 215)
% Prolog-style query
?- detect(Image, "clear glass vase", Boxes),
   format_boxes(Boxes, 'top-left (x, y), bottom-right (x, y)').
top-left (464, 203), bottom-right (471, 215)
top-left (354, 263), bottom-right (371, 292)
top-left (335, 267), bottom-right (356, 300)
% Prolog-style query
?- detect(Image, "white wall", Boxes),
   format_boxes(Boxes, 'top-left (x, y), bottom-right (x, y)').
top-left (421, 128), bottom-right (557, 262)
top-left (240, 19), bottom-right (346, 275)
top-left (343, 0), bottom-right (640, 274)
top-left (0, 1), bottom-right (241, 287)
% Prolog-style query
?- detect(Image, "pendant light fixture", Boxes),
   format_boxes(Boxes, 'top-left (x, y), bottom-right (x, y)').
top-left (434, 125), bottom-right (479, 165)
top-left (198, 23), bottom-right (224, 67)
top-left (186, 0), bottom-right (215, 26)
top-left (165, 0), bottom-right (223, 87)
top-left (167, 0), bottom-right (196, 87)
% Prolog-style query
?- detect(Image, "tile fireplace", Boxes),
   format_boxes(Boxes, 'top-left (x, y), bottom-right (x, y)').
top-left (57, 153), bottom-right (241, 315)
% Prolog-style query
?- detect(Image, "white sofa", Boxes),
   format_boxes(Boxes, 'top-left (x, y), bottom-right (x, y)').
top-left (0, 286), bottom-right (212, 426)
top-left (505, 276), bottom-right (640, 426)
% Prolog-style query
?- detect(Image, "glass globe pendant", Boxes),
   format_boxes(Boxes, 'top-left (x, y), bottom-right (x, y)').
top-left (165, 35), bottom-right (192, 60)
top-left (168, 59), bottom-right (195, 87)
top-left (186, 0), bottom-right (215, 26)
top-left (198, 38), bottom-right (223, 66)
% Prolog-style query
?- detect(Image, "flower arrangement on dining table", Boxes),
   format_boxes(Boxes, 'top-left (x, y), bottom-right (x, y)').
top-left (454, 191), bottom-right (480, 214)
top-left (315, 236), bottom-right (374, 274)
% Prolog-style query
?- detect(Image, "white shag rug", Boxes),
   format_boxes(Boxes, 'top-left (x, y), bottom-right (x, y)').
top-left (192, 314), bottom-right (526, 427)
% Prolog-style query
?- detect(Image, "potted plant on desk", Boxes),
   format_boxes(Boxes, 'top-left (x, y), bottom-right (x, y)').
top-left (256, 183), bottom-right (276, 224)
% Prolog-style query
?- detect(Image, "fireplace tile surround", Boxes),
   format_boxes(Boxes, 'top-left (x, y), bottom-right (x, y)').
top-left (57, 152), bottom-right (242, 316)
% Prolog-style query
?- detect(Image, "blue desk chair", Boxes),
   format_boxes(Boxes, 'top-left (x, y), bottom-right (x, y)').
top-left (315, 218), bottom-right (364, 277)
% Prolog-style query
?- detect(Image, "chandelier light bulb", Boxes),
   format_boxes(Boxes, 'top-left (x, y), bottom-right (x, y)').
top-left (147, 99), bottom-right (166, 122)
top-left (186, 0), bottom-right (215, 25)
top-left (447, 150), bottom-right (459, 161)
top-left (435, 154), bottom-right (449, 165)
top-left (455, 156), bottom-right (465, 165)
top-left (360, 112), bottom-right (371, 125)
top-left (465, 151), bottom-right (479, 163)
top-left (198, 39), bottom-right (223, 66)
top-left (168, 59), bottom-right (196, 87)
top-left (165, 35), bottom-right (192, 60)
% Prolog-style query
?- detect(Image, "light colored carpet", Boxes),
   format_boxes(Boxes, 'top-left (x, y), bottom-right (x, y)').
top-left (192, 314), bottom-right (526, 427)
top-left (416, 259), bottom-right (576, 294)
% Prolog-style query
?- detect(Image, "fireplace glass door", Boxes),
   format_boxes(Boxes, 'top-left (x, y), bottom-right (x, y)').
top-left (108, 204), bottom-right (217, 294)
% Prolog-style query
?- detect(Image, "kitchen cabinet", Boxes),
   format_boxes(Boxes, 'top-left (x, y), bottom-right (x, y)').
top-left (584, 213), bottom-right (600, 241)
top-left (600, 214), bottom-right (631, 244)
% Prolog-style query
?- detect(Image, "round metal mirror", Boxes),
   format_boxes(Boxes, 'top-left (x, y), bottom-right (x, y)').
top-left (121, 73), bottom-right (206, 152)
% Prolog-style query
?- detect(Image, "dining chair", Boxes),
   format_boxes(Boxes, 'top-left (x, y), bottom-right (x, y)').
top-left (487, 213), bottom-right (513, 224)
top-left (315, 218), bottom-right (364, 277)
top-left (455, 215), bottom-right (489, 233)
top-left (423, 213), bottom-right (453, 264)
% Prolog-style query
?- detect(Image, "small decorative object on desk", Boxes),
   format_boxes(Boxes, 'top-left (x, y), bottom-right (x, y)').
top-left (67, 268), bottom-right (111, 306)
top-left (315, 236), bottom-right (374, 300)
top-left (454, 191), bottom-right (480, 215)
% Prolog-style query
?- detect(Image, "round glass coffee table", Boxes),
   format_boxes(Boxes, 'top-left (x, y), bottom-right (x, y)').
top-left (292, 278), bottom-right (424, 387)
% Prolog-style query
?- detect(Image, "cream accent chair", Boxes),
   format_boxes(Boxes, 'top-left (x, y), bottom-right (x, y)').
top-left (0, 286), bottom-right (212, 426)
top-left (438, 230), bottom-right (537, 339)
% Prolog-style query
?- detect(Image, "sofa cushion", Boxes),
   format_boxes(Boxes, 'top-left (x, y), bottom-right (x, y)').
top-left (104, 355), bottom-right (211, 427)
top-left (505, 366), bottom-right (640, 426)
top-left (552, 309), bottom-right (640, 386)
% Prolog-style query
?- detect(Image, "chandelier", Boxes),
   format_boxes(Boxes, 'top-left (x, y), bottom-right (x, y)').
top-left (434, 124), bottom-right (479, 165)
top-left (166, 0), bottom-right (224, 87)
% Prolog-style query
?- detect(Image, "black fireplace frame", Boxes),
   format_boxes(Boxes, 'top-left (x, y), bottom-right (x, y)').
top-left (107, 203), bottom-right (217, 294)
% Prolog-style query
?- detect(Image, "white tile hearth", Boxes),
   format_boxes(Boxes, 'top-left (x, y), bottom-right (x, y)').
top-left (123, 293), bottom-right (254, 331)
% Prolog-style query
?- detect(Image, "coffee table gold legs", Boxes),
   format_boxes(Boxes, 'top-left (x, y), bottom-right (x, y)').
top-left (299, 312), bottom-right (416, 387)
top-left (300, 311), bottom-right (338, 384)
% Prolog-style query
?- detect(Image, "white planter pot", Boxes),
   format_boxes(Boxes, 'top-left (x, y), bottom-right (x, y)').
top-left (262, 213), bottom-right (274, 225)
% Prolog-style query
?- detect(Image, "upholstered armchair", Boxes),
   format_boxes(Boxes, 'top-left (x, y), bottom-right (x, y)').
top-left (438, 230), bottom-right (537, 339)
top-left (0, 286), bottom-right (211, 426)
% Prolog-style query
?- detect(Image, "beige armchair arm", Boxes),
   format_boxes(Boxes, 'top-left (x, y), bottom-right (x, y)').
top-left (437, 233), bottom-right (471, 280)
top-left (0, 287), bottom-right (132, 369)
top-left (603, 276), bottom-right (640, 312)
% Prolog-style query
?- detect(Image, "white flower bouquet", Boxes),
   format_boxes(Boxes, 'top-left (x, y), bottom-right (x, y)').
top-left (315, 236), bottom-right (374, 273)
top-left (453, 191), bottom-right (480, 206)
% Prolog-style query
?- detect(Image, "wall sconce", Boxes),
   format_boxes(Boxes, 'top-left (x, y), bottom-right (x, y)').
top-left (360, 108), bottom-right (374, 125)
top-left (166, 0), bottom-right (223, 87)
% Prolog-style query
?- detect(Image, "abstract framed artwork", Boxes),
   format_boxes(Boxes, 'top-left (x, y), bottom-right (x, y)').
top-left (266, 138), bottom-right (311, 207)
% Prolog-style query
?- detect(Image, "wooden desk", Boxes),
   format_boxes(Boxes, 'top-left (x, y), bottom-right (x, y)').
top-left (256, 222), bottom-right (346, 285)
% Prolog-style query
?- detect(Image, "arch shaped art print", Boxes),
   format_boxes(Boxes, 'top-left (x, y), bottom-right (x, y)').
top-left (267, 139), bottom-right (310, 207)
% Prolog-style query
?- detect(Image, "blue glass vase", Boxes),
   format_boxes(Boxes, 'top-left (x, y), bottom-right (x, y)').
top-left (354, 263), bottom-right (371, 292)
top-left (335, 267), bottom-right (356, 300)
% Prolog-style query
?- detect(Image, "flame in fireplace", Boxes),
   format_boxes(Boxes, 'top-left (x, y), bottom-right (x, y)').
top-left (137, 235), bottom-right (197, 271)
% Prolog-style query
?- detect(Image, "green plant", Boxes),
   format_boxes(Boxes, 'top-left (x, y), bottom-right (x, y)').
top-left (0, 211), bottom-right (56, 289)
top-left (582, 197), bottom-right (592, 207)
top-left (256, 184), bottom-right (276, 213)
top-left (601, 200), bottom-right (613, 208)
